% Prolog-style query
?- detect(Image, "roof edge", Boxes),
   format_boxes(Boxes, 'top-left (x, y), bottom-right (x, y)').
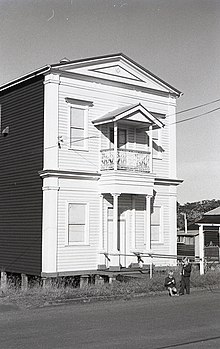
top-left (0, 53), bottom-right (183, 96)
top-left (0, 65), bottom-right (51, 93)
top-left (51, 53), bottom-right (182, 97)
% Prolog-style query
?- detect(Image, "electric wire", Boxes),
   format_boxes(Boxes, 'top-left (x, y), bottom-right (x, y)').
top-left (168, 97), bottom-right (220, 118)
top-left (171, 106), bottom-right (220, 125)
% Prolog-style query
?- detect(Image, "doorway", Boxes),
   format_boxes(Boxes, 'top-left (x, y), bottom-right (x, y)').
top-left (107, 208), bottom-right (129, 267)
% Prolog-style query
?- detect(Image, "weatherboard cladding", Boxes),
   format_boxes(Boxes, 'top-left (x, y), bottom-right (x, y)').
top-left (0, 77), bottom-right (44, 275)
top-left (57, 182), bottom-right (100, 271)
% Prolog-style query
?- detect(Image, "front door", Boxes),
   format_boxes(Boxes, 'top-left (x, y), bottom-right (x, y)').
top-left (107, 208), bottom-right (129, 267)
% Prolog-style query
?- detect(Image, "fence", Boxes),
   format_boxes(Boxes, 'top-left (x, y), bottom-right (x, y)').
top-left (101, 251), bottom-right (203, 278)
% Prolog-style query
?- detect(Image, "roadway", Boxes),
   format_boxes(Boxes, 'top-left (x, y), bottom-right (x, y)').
top-left (0, 290), bottom-right (220, 348)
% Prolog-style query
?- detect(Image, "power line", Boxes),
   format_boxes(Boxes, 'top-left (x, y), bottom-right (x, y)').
top-left (171, 106), bottom-right (220, 125)
top-left (168, 97), bottom-right (220, 118)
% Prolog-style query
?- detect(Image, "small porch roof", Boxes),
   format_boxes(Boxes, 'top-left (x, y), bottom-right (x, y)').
top-left (196, 206), bottom-right (220, 225)
top-left (92, 103), bottom-right (165, 129)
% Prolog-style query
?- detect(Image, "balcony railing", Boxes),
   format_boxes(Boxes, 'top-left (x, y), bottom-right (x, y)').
top-left (100, 148), bottom-right (150, 172)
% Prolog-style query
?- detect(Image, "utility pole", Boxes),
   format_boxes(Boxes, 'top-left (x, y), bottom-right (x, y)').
top-left (184, 213), bottom-right (187, 234)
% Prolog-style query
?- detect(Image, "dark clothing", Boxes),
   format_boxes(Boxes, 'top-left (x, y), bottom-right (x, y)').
top-left (164, 276), bottom-right (176, 289)
top-left (181, 263), bottom-right (192, 277)
top-left (164, 276), bottom-right (177, 296)
top-left (180, 276), bottom-right (190, 295)
top-left (179, 262), bottom-right (192, 295)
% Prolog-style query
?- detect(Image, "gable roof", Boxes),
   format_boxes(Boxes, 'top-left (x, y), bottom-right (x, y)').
top-left (92, 103), bottom-right (165, 128)
top-left (203, 207), bottom-right (220, 215)
top-left (0, 53), bottom-right (182, 96)
top-left (196, 206), bottom-right (220, 224)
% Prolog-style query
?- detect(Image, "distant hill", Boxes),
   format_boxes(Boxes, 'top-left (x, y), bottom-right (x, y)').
top-left (177, 199), bottom-right (220, 229)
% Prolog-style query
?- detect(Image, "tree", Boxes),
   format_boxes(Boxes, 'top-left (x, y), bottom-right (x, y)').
top-left (177, 199), bottom-right (220, 230)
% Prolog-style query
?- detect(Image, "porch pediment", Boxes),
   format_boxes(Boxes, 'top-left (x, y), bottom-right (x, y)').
top-left (92, 103), bottom-right (165, 129)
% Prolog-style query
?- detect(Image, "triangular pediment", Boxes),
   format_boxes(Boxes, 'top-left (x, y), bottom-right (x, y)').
top-left (53, 54), bottom-right (181, 96)
top-left (93, 103), bottom-right (164, 129)
top-left (125, 111), bottom-right (151, 123)
top-left (91, 64), bottom-right (144, 82)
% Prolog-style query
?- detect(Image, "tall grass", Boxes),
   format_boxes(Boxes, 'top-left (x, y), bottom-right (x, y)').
top-left (1, 269), bottom-right (220, 308)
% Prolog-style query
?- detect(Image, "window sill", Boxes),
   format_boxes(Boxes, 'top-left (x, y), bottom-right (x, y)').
top-left (153, 156), bottom-right (162, 160)
top-left (68, 147), bottom-right (89, 152)
top-left (65, 243), bottom-right (90, 247)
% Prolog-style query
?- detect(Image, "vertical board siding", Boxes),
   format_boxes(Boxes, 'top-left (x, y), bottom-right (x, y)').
top-left (0, 78), bottom-right (44, 275)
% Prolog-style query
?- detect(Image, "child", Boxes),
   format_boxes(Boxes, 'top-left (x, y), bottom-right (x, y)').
top-left (164, 270), bottom-right (178, 296)
top-left (179, 257), bottom-right (192, 295)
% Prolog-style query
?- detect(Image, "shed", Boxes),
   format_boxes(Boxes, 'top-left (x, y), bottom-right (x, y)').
top-left (196, 207), bottom-right (220, 274)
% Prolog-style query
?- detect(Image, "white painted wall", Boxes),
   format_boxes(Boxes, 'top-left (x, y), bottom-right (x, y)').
top-left (57, 177), bottom-right (100, 272)
top-left (42, 64), bottom-right (179, 272)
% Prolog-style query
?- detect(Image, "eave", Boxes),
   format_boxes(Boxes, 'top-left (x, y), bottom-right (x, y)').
top-left (0, 53), bottom-right (182, 97)
top-left (154, 177), bottom-right (184, 186)
top-left (51, 53), bottom-right (182, 97)
top-left (0, 65), bottom-right (51, 93)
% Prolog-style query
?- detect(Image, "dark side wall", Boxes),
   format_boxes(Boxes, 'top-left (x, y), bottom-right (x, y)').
top-left (0, 77), bottom-right (44, 275)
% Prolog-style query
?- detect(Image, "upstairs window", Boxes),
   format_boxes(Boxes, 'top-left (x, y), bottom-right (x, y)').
top-left (151, 206), bottom-right (163, 243)
top-left (66, 97), bottom-right (93, 150)
top-left (70, 106), bottom-right (87, 149)
top-left (68, 203), bottom-right (88, 245)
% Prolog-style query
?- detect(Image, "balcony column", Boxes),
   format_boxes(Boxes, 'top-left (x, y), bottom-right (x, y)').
top-left (131, 195), bottom-right (136, 250)
top-left (199, 224), bottom-right (204, 275)
top-left (144, 195), bottom-right (152, 252)
top-left (98, 194), bottom-right (106, 268)
top-left (109, 193), bottom-right (121, 271)
top-left (114, 121), bottom-right (118, 171)
top-left (149, 125), bottom-right (153, 172)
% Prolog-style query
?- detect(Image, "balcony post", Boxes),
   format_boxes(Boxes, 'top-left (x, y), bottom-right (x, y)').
top-left (114, 122), bottom-right (118, 171)
top-left (98, 194), bottom-right (106, 268)
top-left (145, 195), bottom-right (152, 252)
top-left (149, 125), bottom-right (153, 172)
top-left (199, 224), bottom-right (204, 275)
top-left (109, 193), bottom-right (121, 271)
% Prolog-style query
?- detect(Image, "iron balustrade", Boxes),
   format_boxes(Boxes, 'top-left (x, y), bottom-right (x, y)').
top-left (100, 148), bottom-right (151, 172)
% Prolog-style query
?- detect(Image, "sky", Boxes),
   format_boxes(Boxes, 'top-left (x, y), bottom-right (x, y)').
top-left (0, 0), bottom-right (220, 204)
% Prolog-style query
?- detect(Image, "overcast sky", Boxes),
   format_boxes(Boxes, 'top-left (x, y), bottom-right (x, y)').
top-left (0, 0), bottom-right (220, 204)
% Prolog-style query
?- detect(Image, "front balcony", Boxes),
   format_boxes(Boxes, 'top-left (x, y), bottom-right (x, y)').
top-left (100, 148), bottom-right (151, 173)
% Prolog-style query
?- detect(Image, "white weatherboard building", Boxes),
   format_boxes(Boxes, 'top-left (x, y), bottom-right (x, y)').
top-left (41, 53), bottom-right (182, 275)
top-left (0, 53), bottom-right (182, 278)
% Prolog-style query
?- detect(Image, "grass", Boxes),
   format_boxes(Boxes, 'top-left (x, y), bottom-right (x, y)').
top-left (1, 268), bottom-right (220, 309)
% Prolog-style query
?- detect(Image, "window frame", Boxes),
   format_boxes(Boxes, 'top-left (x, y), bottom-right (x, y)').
top-left (66, 202), bottom-right (89, 246)
top-left (151, 205), bottom-right (163, 244)
top-left (67, 103), bottom-right (89, 151)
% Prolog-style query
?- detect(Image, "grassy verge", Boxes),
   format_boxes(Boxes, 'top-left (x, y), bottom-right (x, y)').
top-left (1, 270), bottom-right (220, 309)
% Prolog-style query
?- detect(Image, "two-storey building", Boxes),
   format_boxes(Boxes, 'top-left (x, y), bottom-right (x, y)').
top-left (0, 53), bottom-right (182, 279)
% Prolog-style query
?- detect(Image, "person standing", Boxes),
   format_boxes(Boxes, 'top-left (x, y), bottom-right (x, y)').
top-left (179, 257), bottom-right (192, 295)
